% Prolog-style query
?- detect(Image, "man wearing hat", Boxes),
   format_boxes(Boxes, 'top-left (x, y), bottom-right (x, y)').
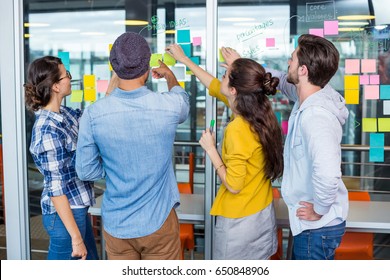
top-left (76, 32), bottom-right (189, 260)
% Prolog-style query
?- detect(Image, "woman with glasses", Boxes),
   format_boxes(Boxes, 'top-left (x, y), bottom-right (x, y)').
top-left (24, 56), bottom-right (98, 260)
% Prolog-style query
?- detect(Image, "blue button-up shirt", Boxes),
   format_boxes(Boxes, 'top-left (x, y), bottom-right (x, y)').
top-left (29, 106), bottom-right (95, 215)
top-left (76, 85), bottom-right (190, 238)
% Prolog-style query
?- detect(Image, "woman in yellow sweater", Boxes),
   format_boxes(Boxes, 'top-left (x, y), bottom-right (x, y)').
top-left (167, 45), bottom-right (283, 259)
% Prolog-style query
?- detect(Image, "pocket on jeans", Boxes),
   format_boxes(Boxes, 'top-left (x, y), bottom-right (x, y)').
top-left (321, 234), bottom-right (344, 260)
top-left (42, 213), bottom-right (58, 232)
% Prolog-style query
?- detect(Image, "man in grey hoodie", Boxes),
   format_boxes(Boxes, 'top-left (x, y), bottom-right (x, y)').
top-left (270, 34), bottom-right (349, 260)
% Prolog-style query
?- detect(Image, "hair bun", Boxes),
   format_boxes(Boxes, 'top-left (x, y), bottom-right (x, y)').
top-left (262, 73), bottom-right (279, 96)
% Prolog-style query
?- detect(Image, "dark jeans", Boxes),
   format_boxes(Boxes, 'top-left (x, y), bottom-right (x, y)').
top-left (292, 221), bottom-right (346, 260)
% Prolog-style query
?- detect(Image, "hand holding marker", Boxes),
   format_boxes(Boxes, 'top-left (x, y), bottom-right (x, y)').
top-left (209, 119), bottom-right (215, 134)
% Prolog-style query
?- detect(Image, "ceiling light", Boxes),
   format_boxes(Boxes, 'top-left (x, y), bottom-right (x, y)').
top-left (165, 30), bottom-right (176, 34)
top-left (338, 21), bottom-right (369, 26)
top-left (337, 15), bottom-right (375, 20)
top-left (114, 20), bottom-right (149, 26)
top-left (338, 27), bottom-right (365, 32)
top-left (24, 23), bottom-right (50, 27)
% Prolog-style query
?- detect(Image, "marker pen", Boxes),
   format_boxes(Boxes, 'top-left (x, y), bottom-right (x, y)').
top-left (209, 119), bottom-right (215, 134)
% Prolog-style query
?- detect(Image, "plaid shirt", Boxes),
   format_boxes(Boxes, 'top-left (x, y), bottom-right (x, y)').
top-left (30, 106), bottom-right (95, 215)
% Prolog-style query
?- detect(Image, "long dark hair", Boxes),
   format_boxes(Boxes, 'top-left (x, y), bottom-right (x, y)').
top-left (229, 58), bottom-right (283, 181)
top-left (24, 56), bottom-right (63, 111)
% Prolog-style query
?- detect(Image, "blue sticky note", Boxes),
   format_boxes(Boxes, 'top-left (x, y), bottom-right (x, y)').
top-left (58, 51), bottom-right (70, 70)
top-left (380, 85), bottom-right (390, 99)
top-left (275, 111), bottom-right (281, 123)
top-left (370, 133), bottom-right (384, 147)
top-left (177, 30), bottom-right (191, 43)
top-left (180, 44), bottom-right (192, 57)
top-left (369, 147), bottom-right (384, 162)
top-left (186, 56), bottom-right (200, 71)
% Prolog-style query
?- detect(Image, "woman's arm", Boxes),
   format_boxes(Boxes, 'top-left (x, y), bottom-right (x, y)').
top-left (51, 196), bottom-right (87, 259)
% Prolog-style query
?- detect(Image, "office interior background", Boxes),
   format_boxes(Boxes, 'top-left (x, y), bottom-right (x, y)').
top-left (0, 0), bottom-right (389, 260)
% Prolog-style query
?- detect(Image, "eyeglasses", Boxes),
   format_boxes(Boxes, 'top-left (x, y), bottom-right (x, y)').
top-left (58, 70), bottom-right (72, 82)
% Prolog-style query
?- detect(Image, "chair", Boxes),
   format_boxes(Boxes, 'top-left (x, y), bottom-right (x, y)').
top-left (178, 152), bottom-right (195, 260)
top-left (334, 191), bottom-right (374, 260)
top-left (271, 187), bottom-right (283, 260)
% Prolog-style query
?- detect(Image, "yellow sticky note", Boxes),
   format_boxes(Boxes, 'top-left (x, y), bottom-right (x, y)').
top-left (179, 81), bottom-right (185, 88)
top-left (344, 75), bottom-right (359, 90)
top-left (108, 44), bottom-right (113, 71)
top-left (345, 89), bottom-right (359, 104)
top-left (219, 48), bottom-right (225, 62)
top-left (150, 53), bottom-right (162, 67)
top-left (362, 118), bottom-right (377, 132)
top-left (84, 75), bottom-right (96, 88)
top-left (70, 90), bottom-right (83, 103)
top-left (378, 118), bottom-right (390, 132)
top-left (84, 88), bottom-right (96, 102)
top-left (163, 53), bottom-right (176, 66)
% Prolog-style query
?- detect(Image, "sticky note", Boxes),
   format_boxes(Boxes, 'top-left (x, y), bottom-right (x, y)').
top-left (378, 118), bottom-right (390, 132)
top-left (309, 28), bottom-right (324, 38)
top-left (370, 133), bottom-right (384, 147)
top-left (84, 88), bottom-right (96, 102)
top-left (344, 75), bottom-right (359, 89)
top-left (364, 85), bottom-right (380, 100)
top-left (360, 75), bottom-right (369, 85)
top-left (362, 118), bottom-right (377, 132)
top-left (108, 44), bottom-right (113, 71)
top-left (293, 35), bottom-right (300, 49)
top-left (177, 30), bottom-right (191, 43)
top-left (219, 48), bottom-right (225, 62)
top-left (186, 57), bottom-right (200, 71)
top-left (361, 59), bottom-right (377, 73)
top-left (370, 75), bottom-right (380, 84)
top-left (345, 89), bottom-right (359, 104)
top-left (163, 53), bottom-right (176, 66)
top-left (70, 90), bottom-right (83, 103)
top-left (266, 38), bottom-right (275, 47)
top-left (97, 80), bottom-right (109, 93)
top-left (384, 100), bottom-right (390, 115)
top-left (369, 147), bottom-right (384, 162)
top-left (179, 44), bottom-right (192, 57)
top-left (281, 121), bottom-right (288, 135)
top-left (178, 81), bottom-right (185, 88)
top-left (186, 70), bottom-right (193, 75)
top-left (58, 51), bottom-right (70, 70)
top-left (324, 20), bottom-right (339, 35)
top-left (150, 53), bottom-right (162, 67)
top-left (193, 36), bottom-right (202, 46)
top-left (275, 111), bottom-right (281, 123)
top-left (83, 75), bottom-right (96, 88)
top-left (345, 59), bottom-right (360, 74)
top-left (380, 85), bottom-right (390, 99)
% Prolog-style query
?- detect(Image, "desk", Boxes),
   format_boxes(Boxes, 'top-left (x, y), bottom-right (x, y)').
top-left (89, 196), bottom-right (390, 259)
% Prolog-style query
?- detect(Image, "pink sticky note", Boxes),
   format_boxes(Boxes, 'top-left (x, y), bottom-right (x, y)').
top-left (309, 28), bottom-right (324, 38)
top-left (281, 121), bottom-right (288, 135)
top-left (345, 59), bottom-right (360, 74)
top-left (266, 38), bottom-right (275, 47)
top-left (361, 59), bottom-right (377, 73)
top-left (324, 21), bottom-right (339, 35)
top-left (364, 85), bottom-right (380, 100)
top-left (97, 80), bottom-right (109, 93)
top-left (192, 36), bottom-right (202, 46)
top-left (370, 75), bottom-right (380, 84)
top-left (360, 75), bottom-right (369, 85)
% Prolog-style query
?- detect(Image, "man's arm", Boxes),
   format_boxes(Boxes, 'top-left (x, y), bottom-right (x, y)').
top-left (76, 110), bottom-right (105, 181)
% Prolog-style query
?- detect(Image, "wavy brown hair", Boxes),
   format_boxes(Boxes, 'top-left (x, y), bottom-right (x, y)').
top-left (24, 56), bottom-right (63, 111)
top-left (229, 58), bottom-right (283, 181)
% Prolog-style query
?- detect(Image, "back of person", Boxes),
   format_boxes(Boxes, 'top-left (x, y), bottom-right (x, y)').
top-left (84, 85), bottom-right (188, 237)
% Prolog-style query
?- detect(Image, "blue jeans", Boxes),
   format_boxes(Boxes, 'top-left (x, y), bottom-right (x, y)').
top-left (42, 207), bottom-right (99, 260)
top-left (292, 221), bottom-right (346, 260)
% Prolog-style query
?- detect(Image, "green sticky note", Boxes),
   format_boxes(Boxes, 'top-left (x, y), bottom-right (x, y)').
top-left (177, 30), bottom-right (191, 43)
top-left (163, 53), bottom-right (176, 66)
top-left (150, 53), bottom-right (162, 67)
top-left (378, 118), bottom-right (390, 132)
top-left (219, 48), bottom-right (225, 62)
top-left (344, 75), bottom-right (359, 90)
top-left (362, 118), bottom-right (377, 132)
top-left (70, 90), bottom-right (83, 103)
